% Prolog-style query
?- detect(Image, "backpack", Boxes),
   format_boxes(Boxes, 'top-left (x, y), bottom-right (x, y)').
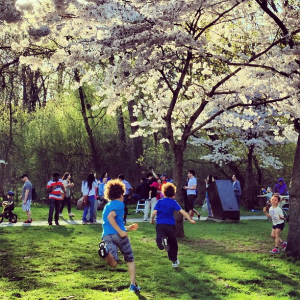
top-left (32, 186), bottom-right (38, 201)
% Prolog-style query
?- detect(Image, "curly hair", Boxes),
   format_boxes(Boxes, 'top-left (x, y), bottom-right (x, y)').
top-left (162, 182), bottom-right (176, 198)
top-left (104, 179), bottom-right (125, 201)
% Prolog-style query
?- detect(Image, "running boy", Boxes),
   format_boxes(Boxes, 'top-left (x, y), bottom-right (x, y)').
top-left (150, 182), bottom-right (196, 268)
top-left (98, 179), bottom-right (140, 293)
top-left (263, 194), bottom-right (287, 254)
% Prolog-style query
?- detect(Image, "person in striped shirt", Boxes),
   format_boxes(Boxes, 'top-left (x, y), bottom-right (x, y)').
top-left (46, 172), bottom-right (66, 226)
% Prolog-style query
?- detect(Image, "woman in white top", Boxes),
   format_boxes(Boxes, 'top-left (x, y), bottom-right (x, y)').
top-left (82, 173), bottom-right (98, 224)
top-left (59, 172), bottom-right (75, 218)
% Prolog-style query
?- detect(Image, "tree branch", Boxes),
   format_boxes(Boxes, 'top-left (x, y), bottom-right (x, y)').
top-left (188, 96), bottom-right (292, 137)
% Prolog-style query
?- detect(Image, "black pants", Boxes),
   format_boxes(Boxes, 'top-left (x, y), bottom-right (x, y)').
top-left (59, 196), bottom-right (72, 214)
top-left (156, 223), bottom-right (178, 262)
top-left (48, 199), bottom-right (61, 224)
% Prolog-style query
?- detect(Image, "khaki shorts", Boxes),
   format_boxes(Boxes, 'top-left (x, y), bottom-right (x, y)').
top-left (22, 199), bottom-right (32, 211)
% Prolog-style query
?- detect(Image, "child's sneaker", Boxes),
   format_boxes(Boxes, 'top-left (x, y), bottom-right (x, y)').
top-left (172, 259), bottom-right (180, 268)
top-left (281, 242), bottom-right (287, 251)
top-left (162, 237), bottom-right (169, 251)
top-left (129, 283), bottom-right (141, 292)
top-left (98, 241), bottom-right (109, 259)
top-left (270, 248), bottom-right (280, 254)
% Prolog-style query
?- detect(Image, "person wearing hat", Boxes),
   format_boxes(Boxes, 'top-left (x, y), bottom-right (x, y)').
top-left (20, 173), bottom-right (33, 223)
top-left (46, 172), bottom-right (66, 225)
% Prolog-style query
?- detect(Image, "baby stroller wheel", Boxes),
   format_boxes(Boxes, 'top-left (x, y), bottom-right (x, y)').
top-left (282, 209), bottom-right (289, 222)
top-left (9, 214), bottom-right (17, 223)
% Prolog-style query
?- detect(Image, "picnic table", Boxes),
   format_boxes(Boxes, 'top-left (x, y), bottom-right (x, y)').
top-left (257, 195), bottom-right (268, 207)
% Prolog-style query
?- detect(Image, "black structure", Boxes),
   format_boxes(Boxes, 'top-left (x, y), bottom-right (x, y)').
top-left (207, 180), bottom-right (240, 220)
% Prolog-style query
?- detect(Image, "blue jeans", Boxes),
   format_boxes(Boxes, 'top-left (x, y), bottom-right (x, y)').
top-left (82, 196), bottom-right (95, 222)
top-left (207, 196), bottom-right (213, 217)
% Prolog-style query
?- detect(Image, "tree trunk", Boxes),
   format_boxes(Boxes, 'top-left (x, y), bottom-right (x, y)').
top-left (0, 75), bottom-right (14, 195)
top-left (74, 69), bottom-right (101, 173)
top-left (127, 100), bottom-right (143, 162)
top-left (22, 66), bottom-right (29, 109)
top-left (243, 145), bottom-right (255, 209)
top-left (116, 105), bottom-right (127, 145)
top-left (286, 132), bottom-right (300, 258)
top-left (253, 155), bottom-right (263, 188)
top-left (127, 99), bottom-right (143, 179)
top-left (173, 145), bottom-right (185, 237)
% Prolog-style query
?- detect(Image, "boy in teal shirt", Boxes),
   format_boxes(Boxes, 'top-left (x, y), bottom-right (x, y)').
top-left (98, 179), bottom-right (140, 292)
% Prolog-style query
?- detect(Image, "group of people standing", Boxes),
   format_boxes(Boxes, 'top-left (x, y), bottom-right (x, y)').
top-left (80, 172), bottom-right (133, 225)
top-left (131, 169), bottom-right (195, 223)
top-left (18, 171), bottom-right (76, 225)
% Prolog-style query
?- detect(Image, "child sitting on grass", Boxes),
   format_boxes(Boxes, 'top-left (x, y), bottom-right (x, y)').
top-left (98, 179), bottom-right (140, 293)
top-left (150, 182), bottom-right (196, 268)
top-left (263, 194), bottom-right (287, 254)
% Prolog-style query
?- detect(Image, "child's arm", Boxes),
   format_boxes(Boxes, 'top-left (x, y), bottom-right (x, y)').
top-left (126, 223), bottom-right (139, 231)
top-left (263, 206), bottom-right (271, 218)
top-left (107, 211), bottom-right (127, 238)
top-left (180, 209), bottom-right (196, 224)
top-left (150, 210), bottom-right (157, 224)
top-left (23, 189), bottom-right (30, 204)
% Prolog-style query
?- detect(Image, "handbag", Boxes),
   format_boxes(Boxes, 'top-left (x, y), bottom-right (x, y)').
top-left (82, 187), bottom-right (91, 207)
top-left (202, 198), bottom-right (208, 213)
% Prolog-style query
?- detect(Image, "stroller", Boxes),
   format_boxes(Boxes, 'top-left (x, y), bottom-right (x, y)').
top-left (0, 191), bottom-right (17, 223)
top-left (279, 196), bottom-right (289, 222)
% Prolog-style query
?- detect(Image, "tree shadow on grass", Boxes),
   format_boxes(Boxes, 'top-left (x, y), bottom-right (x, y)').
top-left (182, 238), bottom-right (300, 298)
top-left (157, 266), bottom-right (224, 300)
top-left (220, 252), bottom-right (300, 298)
top-left (0, 236), bottom-right (55, 295)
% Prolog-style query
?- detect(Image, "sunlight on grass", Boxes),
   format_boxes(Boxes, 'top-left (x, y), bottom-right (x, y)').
top-left (1, 219), bottom-right (299, 299)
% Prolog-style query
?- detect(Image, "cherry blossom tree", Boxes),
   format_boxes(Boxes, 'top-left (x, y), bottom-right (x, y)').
top-left (191, 106), bottom-right (293, 208)
top-left (0, 0), bottom-right (299, 243)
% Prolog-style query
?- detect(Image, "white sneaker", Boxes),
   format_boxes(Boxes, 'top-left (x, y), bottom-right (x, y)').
top-left (69, 213), bottom-right (75, 217)
top-left (162, 237), bottom-right (170, 251)
top-left (172, 259), bottom-right (180, 268)
top-left (59, 214), bottom-right (63, 217)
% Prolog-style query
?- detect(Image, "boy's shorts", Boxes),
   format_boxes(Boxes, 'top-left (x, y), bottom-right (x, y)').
top-left (22, 200), bottom-right (32, 212)
top-left (102, 234), bottom-right (134, 262)
top-left (273, 223), bottom-right (285, 230)
top-left (186, 194), bottom-right (197, 211)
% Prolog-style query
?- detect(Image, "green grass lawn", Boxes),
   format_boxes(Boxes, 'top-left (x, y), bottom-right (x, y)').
top-left (0, 216), bottom-right (299, 300)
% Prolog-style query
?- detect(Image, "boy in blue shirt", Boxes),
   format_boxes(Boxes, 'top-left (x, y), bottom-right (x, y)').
top-left (151, 182), bottom-right (196, 268)
top-left (98, 179), bottom-right (140, 292)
